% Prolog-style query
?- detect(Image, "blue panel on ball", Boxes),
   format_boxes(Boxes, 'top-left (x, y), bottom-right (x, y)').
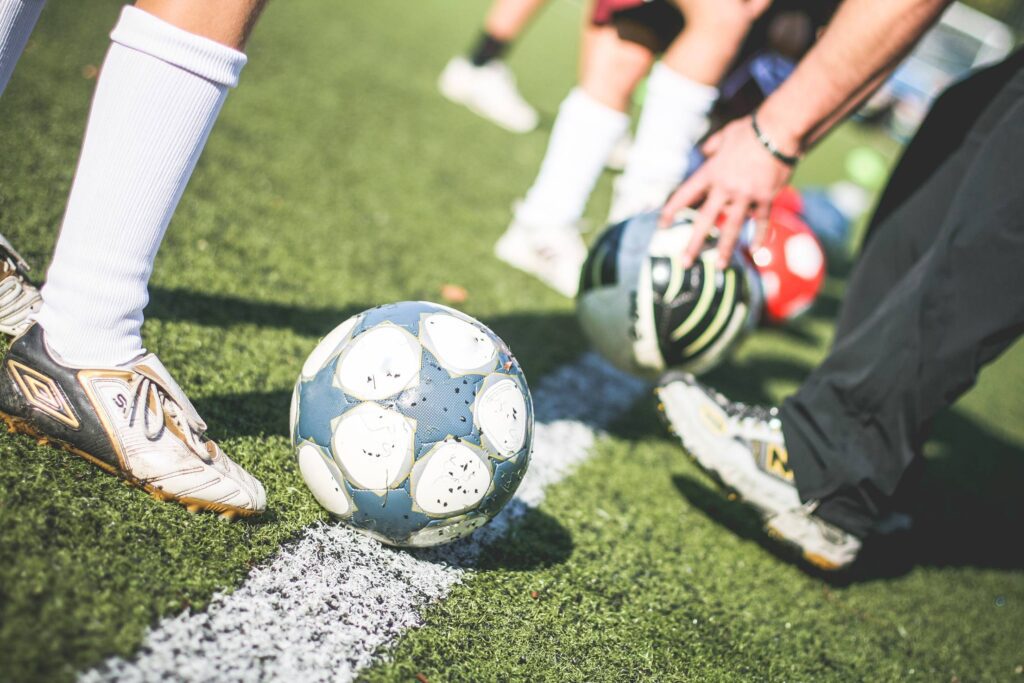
top-left (478, 451), bottom-right (531, 517)
top-left (348, 487), bottom-right (430, 543)
top-left (295, 359), bottom-right (358, 449)
top-left (387, 348), bottom-right (485, 455)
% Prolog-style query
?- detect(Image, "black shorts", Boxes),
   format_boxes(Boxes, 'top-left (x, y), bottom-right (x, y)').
top-left (591, 0), bottom-right (684, 55)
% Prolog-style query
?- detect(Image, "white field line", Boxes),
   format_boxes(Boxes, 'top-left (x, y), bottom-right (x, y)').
top-left (81, 353), bottom-right (648, 683)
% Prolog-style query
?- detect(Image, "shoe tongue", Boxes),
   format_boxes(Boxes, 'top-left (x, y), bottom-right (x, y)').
top-left (131, 354), bottom-right (207, 433)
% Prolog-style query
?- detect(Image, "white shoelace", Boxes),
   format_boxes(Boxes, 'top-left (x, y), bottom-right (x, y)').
top-left (128, 374), bottom-right (211, 462)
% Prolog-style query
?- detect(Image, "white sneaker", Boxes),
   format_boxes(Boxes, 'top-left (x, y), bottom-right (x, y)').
top-left (438, 56), bottom-right (539, 134)
top-left (607, 174), bottom-right (678, 225)
top-left (0, 323), bottom-right (266, 518)
top-left (656, 371), bottom-right (862, 570)
top-left (0, 233), bottom-right (41, 338)
top-left (494, 217), bottom-right (587, 297)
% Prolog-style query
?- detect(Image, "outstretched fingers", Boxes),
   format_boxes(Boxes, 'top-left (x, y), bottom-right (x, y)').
top-left (660, 167), bottom-right (708, 229)
top-left (683, 188), bottom-right (727, 268)
top-left (715, 199), bottom-right (750, 268)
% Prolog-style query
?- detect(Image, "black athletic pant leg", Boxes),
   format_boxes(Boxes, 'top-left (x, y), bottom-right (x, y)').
top-left (837, 49), bottom-right (1024, 338)
top-left (778, 56), bottom-right (1024, 538)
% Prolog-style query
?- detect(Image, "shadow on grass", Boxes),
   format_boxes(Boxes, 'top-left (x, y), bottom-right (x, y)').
top-left (670, 404), bottom-right (1024, 584)
top-left (413, 504), bottom-right (575, 572)
top-left (145, 285), bottom-right (587, 378)
top-left (146, 287), bottom-right (370, 338)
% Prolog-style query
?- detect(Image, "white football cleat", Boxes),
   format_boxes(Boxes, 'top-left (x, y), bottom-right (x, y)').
top-left (438, 56), bottom-right (539, 134)
top-left (0, 233), bottom-right (42, 338)
top-left (494, 216), bottom-right (588, 298)
top-left (0, 323), bottom-right (266, 518)
top-left (656, 371), bottom-right (862, 570)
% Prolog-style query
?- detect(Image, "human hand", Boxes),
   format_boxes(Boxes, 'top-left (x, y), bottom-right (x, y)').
top-left (659, 115), bottom-right (795, 268)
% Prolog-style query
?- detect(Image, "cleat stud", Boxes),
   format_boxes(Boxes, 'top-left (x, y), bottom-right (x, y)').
top-left (185, 503), bottom-right (202, 514)
top-left (219, 510), bottom-right (238, 522)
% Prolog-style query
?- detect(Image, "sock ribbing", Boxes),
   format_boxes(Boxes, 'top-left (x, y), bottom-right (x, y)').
top-left (35, 7), bottom-right (246, 367)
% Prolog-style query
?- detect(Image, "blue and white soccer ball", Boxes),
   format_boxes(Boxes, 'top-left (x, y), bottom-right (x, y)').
top-left (290, 301), bottom-right (534, 547)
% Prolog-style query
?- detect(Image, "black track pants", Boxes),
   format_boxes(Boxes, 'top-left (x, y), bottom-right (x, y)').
top-left (780, 50), bottom-right (1024, 538)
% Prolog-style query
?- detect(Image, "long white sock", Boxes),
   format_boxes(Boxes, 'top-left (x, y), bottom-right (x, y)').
top-left (35, 6), bottom-right (246, 367)
top-left (615, 62), bottom-right (717, 206)
top-left (0, 0), bottom-right (44, 96)
top-left (516, 88), bottom-right (630, 227)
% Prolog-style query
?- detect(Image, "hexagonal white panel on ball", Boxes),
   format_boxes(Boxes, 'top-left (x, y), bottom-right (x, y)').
top-left (474, 375), bottom-right (528, 459)
top-left (335, 323), bottom-right (421, 400)
top-left (301, 314), bottom-right (363, 379)
top-left (296, 442), bottom-right (354, 516)
top-left (419, 313), bottom-right (498, 375)
top-left (411, 439), bottom-right (492, 516)
top-left (331, 401), bottom-right (416, 490)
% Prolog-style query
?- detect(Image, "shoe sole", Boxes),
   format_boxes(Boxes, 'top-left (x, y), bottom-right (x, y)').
top-left (654, 388), bottom-right (845, 572)
top-left (0, 410), bottom-right (259, 520)
top-left (763, 522), bottom-right (845, 571)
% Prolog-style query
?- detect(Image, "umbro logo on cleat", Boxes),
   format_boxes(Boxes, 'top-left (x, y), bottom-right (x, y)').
top-left (7, 359), bottom-right (81, 429)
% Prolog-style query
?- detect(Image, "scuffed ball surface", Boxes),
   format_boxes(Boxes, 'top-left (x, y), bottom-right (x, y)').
top-left (290, 302), bottom-right (533, 546)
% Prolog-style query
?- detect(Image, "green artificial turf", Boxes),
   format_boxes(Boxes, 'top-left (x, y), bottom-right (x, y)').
top-left (0, 1), bottom-right (1021, 681)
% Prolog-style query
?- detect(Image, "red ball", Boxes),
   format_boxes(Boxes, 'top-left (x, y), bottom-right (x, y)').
top-left (749, 198), bottom-right (826, 324)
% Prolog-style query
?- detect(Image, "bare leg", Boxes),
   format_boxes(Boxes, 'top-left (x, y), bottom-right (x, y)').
top-left (579, 24), bottom-right (655, 112)
top-left (482, 0), bottom-right (549, 42)
top-left (134, 0), bottom-right (269, 49)
top-left (661, 0), bottom-right (763, 86)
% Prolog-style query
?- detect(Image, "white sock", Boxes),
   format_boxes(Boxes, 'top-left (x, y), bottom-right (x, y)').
top-left (516, 88), bottom-right (630, 227)
top-left (616, 62), bottom-right (717, 203)
top-left (0, 0), bottom-right (44, 96)
top-left (35, 6), bottom-right (246, 367)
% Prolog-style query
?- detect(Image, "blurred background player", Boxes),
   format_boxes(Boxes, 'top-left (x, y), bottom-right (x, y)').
top-left (657, 0), bottom-right (1022, 570)
top-left (0, 0), bottom-right (268, 517)
top-left (495, 0), bottom-right (772, 297)
top-left (438, 0), bottom-right (549, 133)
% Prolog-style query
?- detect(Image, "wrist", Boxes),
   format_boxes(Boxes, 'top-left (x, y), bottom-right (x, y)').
top-left (751, 110), bottom-right (801, 167)
top-left (753, 101), bottom-right (807, 158)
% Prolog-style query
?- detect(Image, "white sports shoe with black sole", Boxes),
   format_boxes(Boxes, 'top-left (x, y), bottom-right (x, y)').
top-left (494, 217), bottom-right (588, 298)
top-left (0, 324), bottom-right (266, 518)
top-left (0, 233), bottom-right (42, 337)
top-left (438, 56), bottom-right (539, 134)
top-left (656, 371), bottom-right (862, 570)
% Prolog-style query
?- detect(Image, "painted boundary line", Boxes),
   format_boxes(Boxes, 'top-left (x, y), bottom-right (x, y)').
top-left (82, 353), bottom-right (648, 683)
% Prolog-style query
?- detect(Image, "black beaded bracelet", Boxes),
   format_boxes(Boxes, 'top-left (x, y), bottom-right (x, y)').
top-left (751, 111), bottom-right (800, 167)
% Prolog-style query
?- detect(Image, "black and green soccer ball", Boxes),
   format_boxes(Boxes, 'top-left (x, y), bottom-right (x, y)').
top-left (576, 209), bottom-right (761, 378)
